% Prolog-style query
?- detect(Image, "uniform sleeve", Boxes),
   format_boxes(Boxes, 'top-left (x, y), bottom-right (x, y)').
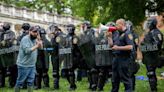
top-left (113, 31), bottom-right (120, 45)
top-left (125, 33), bottom-right (134, 45)
top-left (21, 37), bottom-right (33, 54)
top-left (9, 31), bottom-right (16, 42)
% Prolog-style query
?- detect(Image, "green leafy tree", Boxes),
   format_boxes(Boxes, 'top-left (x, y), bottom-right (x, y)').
top-left (1, 0), bottom-right (164, 26)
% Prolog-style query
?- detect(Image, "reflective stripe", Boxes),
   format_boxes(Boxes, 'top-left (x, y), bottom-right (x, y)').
top-left (43, 48), bottom-right (54, 51)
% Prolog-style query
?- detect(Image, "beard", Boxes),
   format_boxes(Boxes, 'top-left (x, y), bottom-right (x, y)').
top-left (30, 34), bottom-right (37, 40)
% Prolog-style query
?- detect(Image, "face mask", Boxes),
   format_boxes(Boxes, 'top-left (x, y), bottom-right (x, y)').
top-left (67, 27), bottom-right (74, 34)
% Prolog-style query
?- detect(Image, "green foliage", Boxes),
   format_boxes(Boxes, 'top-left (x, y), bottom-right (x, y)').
top-left (69, 0), bottom-right (147, 26)
top-left (1, 0), bottom-right (70, 14)
top-left (1, 65), bottom-right (164, 92)
top-left (1, 0), bottom-right (164, 26)
top-left (109, 0), bottom-right (146, 26)
top-left (146, 0), bottom-right (164, 14)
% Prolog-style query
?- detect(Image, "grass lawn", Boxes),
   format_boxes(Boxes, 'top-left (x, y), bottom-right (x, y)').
top-left (0, 64), bottom-right (164, 92)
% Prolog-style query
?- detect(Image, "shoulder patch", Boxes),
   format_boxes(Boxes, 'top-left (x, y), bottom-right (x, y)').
top-left (135, 38), bottom-right (139, 44)
top-left (121, 33), bottom-right (125, 37)
top-left (73, 38), bottom-right (78, 44)
top-left (128, 34), bottom-right (133, 40)
top-left (158, 34), bottom-right (162, 40)
top-left (56, 37), bottom-right (61, 43)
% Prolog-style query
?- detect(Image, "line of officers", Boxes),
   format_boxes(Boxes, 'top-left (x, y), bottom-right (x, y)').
top-left (0, 17), bottom-right (163, 92)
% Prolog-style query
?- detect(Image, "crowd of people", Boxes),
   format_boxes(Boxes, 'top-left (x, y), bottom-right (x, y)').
top-left (0, 12), bottom-right (164, 92)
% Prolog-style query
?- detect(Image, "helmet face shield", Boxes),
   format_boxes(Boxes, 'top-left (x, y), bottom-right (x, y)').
top-left (126, 21), bottom-right (133, 31)
top-left (143, 20), bottom-right (150, 33)
top-left (67, 27), bottom-right (74, 34)
top-left (22, 23), bottom-right (30, 30)
top-left (147, 20), bottom-right (152, 29)
top-left (49, 24), bottom-right (59, 35)
top-left (82, 21), bottom-right (91, 31)
top-left (146, 17), bottom-right (157, 30)
top-left (105, 22), bottom-right (116, 27)
top-left (81, 24), bottom-right (88, 32)
top-left (3, 23), bottom-right (10, 31)
top-left (66, 24), bottom-right (75, 34)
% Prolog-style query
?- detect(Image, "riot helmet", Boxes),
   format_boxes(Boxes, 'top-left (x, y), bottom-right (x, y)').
top-left (3, 22), bottom-right (10, 31)
top-left (81, 21), bottom-right (91, 32)
top-left (126, 20), bottom-right (133, 31)
top-left (38, 28), bottom-right (46, 39)
top-left (67, 24), bottom-right (75, 35)
top-left (105, 22), bottom-right (116, 27)
top-left (49, 23), bottom-right (59, 33)
top-left (22, 23), bottom-right (30, 30)
top-left (39, 28), bottom-right (46, 34)
top-left (147, 17), bottom-right (157, 30)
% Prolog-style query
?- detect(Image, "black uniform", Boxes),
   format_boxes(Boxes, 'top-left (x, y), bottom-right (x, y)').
top-left (94, 31), bottom-right (113, 91)
top-left (58, 24), bottom-right (81, 90)
top-left (130, 32), bottom-right (140, 91)
top-left (141, 18), bottom-right (163, 92)
top-left (126, 21), bottom-right (140, 91)
top-left (78, 21), bottom-right (96, 90)
top-left (49, 24), bottom-right (61, 89)
top-left (0, 23), bottom-right (17, 88)
top-left (58, 34), bottom-right (77, 90)
top-left (0, 27), bottom-right (6, 88)
top-left (111, 30), bottom-right (133, 92)
top-left (35, 28), bottom-right (51, 89)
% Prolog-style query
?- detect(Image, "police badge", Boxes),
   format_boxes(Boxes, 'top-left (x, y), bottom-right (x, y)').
top-left (128, 34), bottom-right (133, 40)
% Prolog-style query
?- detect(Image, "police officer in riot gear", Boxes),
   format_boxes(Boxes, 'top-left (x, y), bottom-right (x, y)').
top-left (57, 24), bottom-right (80, 90)
top-left (93, 22), bottom-right (114, 91)
top-left (140, 17), bottom-right (163, 92)
top-left (126, 21), bottom-right (140, 91)
top-left (0, 22), bottom-right (16, 87)
top-left (78, 21), bottom-right (96, 91)
top-left (0, 22), bottom-right (6, 88)
top-left (34, 27), bottom-right (51, 89)
top-left (49, 23), bottom-right (61, 89)
top-left (18, 23), bottom-right (31, 43)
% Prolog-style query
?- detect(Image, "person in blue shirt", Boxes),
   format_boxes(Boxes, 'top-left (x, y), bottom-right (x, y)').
top-left (14, 26), bottom-right (42, 92)
top-left (107, 19), bottom-right (133, 92)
